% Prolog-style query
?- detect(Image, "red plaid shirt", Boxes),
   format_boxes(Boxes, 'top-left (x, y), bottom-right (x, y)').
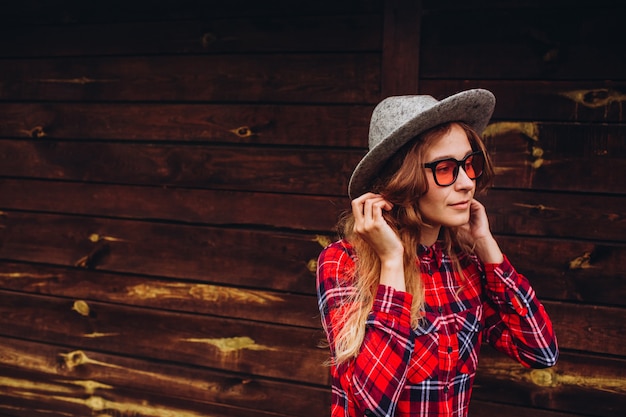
top-left (317, 240), bottom-right (558, 417)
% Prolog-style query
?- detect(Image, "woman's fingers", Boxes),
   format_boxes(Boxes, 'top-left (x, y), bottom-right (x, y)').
top-left (352, 193), bottom-right (392, 214)
top-left (351, 193), bottom-right (404, 262)
top-left (352, 194), bottom-right (392, 226)
top-left (351, 193), bottom-right (396, 241)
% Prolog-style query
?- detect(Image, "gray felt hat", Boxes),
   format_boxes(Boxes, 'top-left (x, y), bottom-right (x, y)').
top-left (348, 89), bottom-right (496, 199)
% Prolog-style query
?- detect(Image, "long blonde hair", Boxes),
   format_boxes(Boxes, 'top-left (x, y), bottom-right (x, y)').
top-left (331, 122), bottom-right (494, 365)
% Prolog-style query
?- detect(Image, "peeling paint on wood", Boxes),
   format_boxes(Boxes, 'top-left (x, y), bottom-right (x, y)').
top-left (183, 336), bottom-right (275, 353)
top-left (72, 300), bottom-right (90, 316)
top-left (529, 368), bottom-right (626, 394)
top-left (569, 252), bottom-right (594, 270)
top-left (513, 203), bottom-right (558, 212)
top-left (0, 271), bottom-right (57, 279)
top-left (313, 234), bottom-right (332, 248)
top-left (66, 379), bottom-right (113, 395)
top-left (125, 282), bottom-right (284, 305)
top-left (482, 121), bottom-right (545, 172)
top-left (0, 375), bottom-right (73, 394)
top-left (89, 233), bottom-right (126, 242)
top-left (560, 88), bottom-right (626, 119)
top-left (60, 350), bottom-right (122, 372)
top-left (83, 332), bottom-right (120, 338)
top-left (481, 363), bottom-right (626, 394)
top-left (26, 390), bottom-right (210, 417)
top-left (482, 121), bottom-right (540, 142)
top-left (38, 77), bottom-right (119, 84)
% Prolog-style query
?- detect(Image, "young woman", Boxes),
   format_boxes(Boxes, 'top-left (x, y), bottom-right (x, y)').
top-left (316, 89), bottom-right (558, 417)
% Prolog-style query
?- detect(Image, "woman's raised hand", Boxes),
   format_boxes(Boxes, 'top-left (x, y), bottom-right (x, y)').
top-left (351, 193), bottom-right (404, 266)
top-left (461, 199), bottom-right (504, 264)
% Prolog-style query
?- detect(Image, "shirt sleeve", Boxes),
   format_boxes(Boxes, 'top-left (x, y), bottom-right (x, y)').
top-left (481, 255), bottom-right (559, 368)
top-left (317, 241), bottom-right (414, 417)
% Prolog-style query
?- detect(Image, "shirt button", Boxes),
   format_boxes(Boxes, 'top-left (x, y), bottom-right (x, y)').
top-left (447, 346), bottom-right (453, 353)
top-left (438, 306), bottom-right (443, 313)
top-left (443, 386), bottom-right (449, 393)
top-left (364, 410), bottom-right (376, 417)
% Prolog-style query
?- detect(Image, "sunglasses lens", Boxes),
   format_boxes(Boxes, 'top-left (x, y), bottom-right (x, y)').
top-left (434, 160), bottom-right (458, 186)
top-left (466, 152), bottom-right (485, 179)
top-left (431, 152), bottom-right (485, 185)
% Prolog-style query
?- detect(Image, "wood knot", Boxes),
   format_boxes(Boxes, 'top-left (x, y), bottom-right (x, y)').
top-left (530, 368), bottom-right (558, 387)
top-left (201, 32), bottom-right (217, 48)
top-left (30, 126), bottom-right (46, 138)
top-left (569, 251), bottom-right (593, 270)
top-left (230, 126), bottom-right (254, 138)
top-left (60, 350), bottom-right (89, 371)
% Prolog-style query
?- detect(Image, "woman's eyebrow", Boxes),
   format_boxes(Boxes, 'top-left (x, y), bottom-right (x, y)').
top-left (428, 150), bottom-right (474, 161)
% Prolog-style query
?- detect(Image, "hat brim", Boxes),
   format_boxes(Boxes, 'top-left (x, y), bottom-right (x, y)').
top-left (348, 89), bottom-right (495, 199)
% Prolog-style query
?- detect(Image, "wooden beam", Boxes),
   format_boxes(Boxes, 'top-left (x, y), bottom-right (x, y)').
top-left (381, 0), bottom-right (422, 96)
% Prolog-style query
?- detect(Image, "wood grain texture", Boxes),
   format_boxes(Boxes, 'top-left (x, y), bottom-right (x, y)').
top-left (0, 211), bottom-right (323, 294)
top-left (0, 0), bottom-right (623, 415)
top-left (0, 291), bottom-right (329, 384)
top-left (419, 5), bottom-right (626, 80)
top-left (473, 348), bottom-right (626, 417)
top-left (0, 261), bottom-right (320, 328)
top-left (420, 80), bottom-right (626, 123)
top-left (0, 209), bottom-right (624, 306)
top-left (381, 0), bottom-right (421, 96)
top-left (0, 15), bottom-right (381, 57)
top-left (0, 140), bottom-right (361, 195)
top-left (0, 336), bottom-right (330, 416)
top-left (0, 102), bottom-right (372, 146)
top-left (0, 54), bottom-right (380, 103)
top-left (0, 0), bottom-right (383, 24)
top-left (0, 178), bottom-right (347, 232)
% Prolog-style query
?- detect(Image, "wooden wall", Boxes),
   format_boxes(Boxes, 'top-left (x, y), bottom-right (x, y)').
top-left (418, 2), bottom-right (626, 416)
top-left (0, 1), bottom-right (623, 416)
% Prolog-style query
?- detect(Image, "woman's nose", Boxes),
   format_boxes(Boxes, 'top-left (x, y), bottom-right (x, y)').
top-left (455, 166), bottom-right (476, 190)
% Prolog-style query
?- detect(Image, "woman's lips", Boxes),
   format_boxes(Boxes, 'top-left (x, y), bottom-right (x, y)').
top-left (449, 201), bottom-right (470, 209)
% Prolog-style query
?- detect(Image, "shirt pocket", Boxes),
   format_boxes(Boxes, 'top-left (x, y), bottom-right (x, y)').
top-left (454, 303), bottom-right (483, 376)
top-left (406, 316), bottom-right (438, 383)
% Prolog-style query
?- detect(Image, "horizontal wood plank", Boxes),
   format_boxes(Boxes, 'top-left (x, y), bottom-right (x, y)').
top-left (420, 80), bottom-right (626, 123)
top-left (1, 178), bottom-right (624, 244)
top-left (0, 15), bottom-right (381, 57)
top-left (0, 229), bottom-right (626, 355)
top-left (0, 102), bottom-right (372, 146)
top-left (0, 291), bottom-right (329, 385)
top-left (0, 179), bottom-right (346, 232)
top-left (2, 125), bottom-right (625, 195)
top-left (544, 301), bottom-right (626, 357)
top-left (469, 401), bottom-right (579, 417)
top-left (480, 190), bottom-right (626, 243)
top-left (0, 140), bottom-right (360, 195)
top-left (420, 6), bottom-right (626, 80)
top-left (423, 0), bottom-right (621, 9)
top-left (0, 211), bottom-right (323, 294)
top-left (483, 123), bottom-right (626, 194)
top-left (0, 54), bottom-right (380, 103)
top-left (0, 336), bottom-right (329, 417)
top-left (473, 347), bottom-right (626, 417)
top-left (497, 236), bottom-right (626, 307)
top-left (0, 0), bottom-right (382, 24)
top-left (0, 261), bottom-right (320, 329)
top-left (0, 210), bottom-right (624, 307)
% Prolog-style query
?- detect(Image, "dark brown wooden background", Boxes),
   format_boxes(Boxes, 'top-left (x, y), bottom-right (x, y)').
top-left (0, 1), bottom-right (624, 416)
